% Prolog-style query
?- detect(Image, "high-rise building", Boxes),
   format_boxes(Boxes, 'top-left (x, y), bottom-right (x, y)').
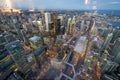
top-left (60, 26), bottom-right (65, 35)
top-left (52, 12), bottom-right (57, 34)
top-left (45, 12), bottom-right (51, 32)
top-left (110, 38), bottom-right (120, 57)
top-left (111, 29), bottom-right (120, 43)
top-left (0, 33), bottom-right (17, 74)
top-left (80, 20), bottom-right (85, 31)
top-left (66, 18), bottom-right (72, 34)
top-left (92, 27), bottom-right (98, 36)
top-left (12, 16), bottom-right (25, 42)
top-left (4, 34), bottom-right (16, 43)
top-left (0, 55), bottom-right (15, 74)
top-left (48, 22), bottom-right (54, 31)
top-left (114, 52), bottom-right (120, 63)
top-left (101, 33), bottom-right (113, 52)
top-left (40, 9), bottom-right (45, 26)
top-left (29, 36), bottom-right (43, 50)
top-left (58, 15), bottom-right (63, 25)
top-left (110, 38), bottom-right (120, 63)
top-left (37, 20), bottom-right (44, 32)
top-left (101, 60), bottom-right (119, 73)
top-left (101, 74), bottom-right (119, 80)
top-left (5, 41), bottom-right (34, 74)
top-left (56, 19), bottom-right (61, 35)
top-left (72, 16), bottom-right (76, 24)
top-left (33, 47), bottom-right (47, 68)
top-left (0, 33), bottom-right (7, 47)
top-left (69, 16), bottom-right (76, 34)
top-left (0, 70), bottom-right (24, 80)
top-left (102, 28), bottom-right (113, 39)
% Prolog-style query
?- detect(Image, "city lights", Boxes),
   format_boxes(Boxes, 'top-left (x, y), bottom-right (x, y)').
top-left (0, 0), bottom-right (120, 80)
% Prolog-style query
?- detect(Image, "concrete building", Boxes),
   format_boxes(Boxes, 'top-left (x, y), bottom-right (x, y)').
top-left (52, 12), bottom-right (57, 34)
top-left (37, 20), bottom-right (44, 32)
top-left (29, 36), bottom-right (43, 50)
top-left (74, 36), bottom-right (87, 54)
top-left (45, 12), bottom-right (52, 32)
top-left (101, 33), bottom-right (113, 52)
top-left (58, 15), bottom-right (63, 25)
top-left (114, 53), bottom-right (120, 64)
top-left (110, 38), bottom-right (120, 58)
top-left (33, 47), bottom-right (47, 68)
top-left (66, 18), bottom-right (72, 34)
top-left (5, 41), bottom-right (34, 74)
top-left (111, 28), bottom-right (120, 43)
top-left (101, 28), bottom-right (113, 39)
top-left (80, 20), bottom-right (85, 31)
top-left (101, 74), bottom-right (119, 80)
top-left (0, 70), bottom-right (24, 80)
top-left (56, 19), bottom-right (61, 35)
top-left (101, 60), bottom-right (119, 73)
top-left (69, 16), bottom-right (76, 35)
top-left (0, 33), bottom-right (17, 74)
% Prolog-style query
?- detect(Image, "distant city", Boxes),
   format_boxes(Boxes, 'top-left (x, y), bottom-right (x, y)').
top-left (0, 1), bottom-right (120, 80)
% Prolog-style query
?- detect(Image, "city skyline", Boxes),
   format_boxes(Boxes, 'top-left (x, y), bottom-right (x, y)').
top-left (0, 0), bottom-right (120, 80)
top-left (1, 0), bottom-right (120, 10)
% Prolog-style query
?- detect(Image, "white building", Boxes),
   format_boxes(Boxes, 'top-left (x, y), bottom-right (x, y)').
top-left (58, 15), bottom-right (63, 25)
top-left (45, 12), bottom-right (51, 32)
top-left (37, 20), bottom-right (44, 32)
top-left (74, 36), bottom-right (87, 54)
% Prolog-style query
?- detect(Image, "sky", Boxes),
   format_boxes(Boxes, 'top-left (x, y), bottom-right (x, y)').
top-left (2, 0), bottom-right (120, 10)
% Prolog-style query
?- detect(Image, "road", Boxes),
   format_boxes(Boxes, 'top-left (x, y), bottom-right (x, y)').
top-left (36, 18), bottom-right (98, 80)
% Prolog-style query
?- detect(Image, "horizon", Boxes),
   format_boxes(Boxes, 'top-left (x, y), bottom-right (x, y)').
top-left (1, 0), bottom-right (120, 10)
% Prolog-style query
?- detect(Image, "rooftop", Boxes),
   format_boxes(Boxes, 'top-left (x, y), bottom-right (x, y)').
top-left (5, 41), bottom-right (21, 49)
top-left (107, 60), bottom-right (119, 66)
top-left (29, 36), bottom-right (42, 42)
top-left (74, 36), bottom-right (87, 53)
top-left (33, 47), bottom-right (45, 56)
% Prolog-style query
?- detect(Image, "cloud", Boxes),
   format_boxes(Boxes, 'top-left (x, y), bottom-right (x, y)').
top-left (109, 2), bottom-right (120, 5)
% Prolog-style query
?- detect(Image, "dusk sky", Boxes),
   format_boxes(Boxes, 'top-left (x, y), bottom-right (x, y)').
top-left (4, 0), bottom-right (120, 10)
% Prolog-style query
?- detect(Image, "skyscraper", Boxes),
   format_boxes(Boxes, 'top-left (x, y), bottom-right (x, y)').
top-left (101, 74), bottom-right (119, 80)
top-left (110, 38), bottom-right (120, 63)
top-left (0, 55), bottom-right (15, 73)
top-left (33, 47), bottom-right (47, 68)
top-left (37, 20), bottom-right (44, 32)
top-left (110, 38), bottom-right (120, 57)
top-left (66, 18), bottom-right (72, 34)
top-left (56, 19), bottom-right (61, 35)
top-left (0, 33), bottom-right (17, 74)
top-left (52, 12), bottom-right (57, 34)
top-left (58, 15), bottom-right (63, 25)
top-left (111, 29), bottom-right (120, 43)
top-left (69, 16), bottom-right (76, 34)
top-left (5, 41), bottom-right (34, 74)
top-left (45, 12), bottom-right (52, 32)
top-left (4, 34), bottom-right (15, 43)
top-left (101, 33), bottom-right (113, 52)
top-left (102, 28), bottom-right (113, 39)
top-left (101, 60), bottom-right (119, 73)
top-left (80, 20), bottom-right (85, 32)
top-left (114, 52), bottom-right (120, 63)
top-left (0, 70), bottom-right (24, 80)
top-left (48, 22), bottom-right (54, 32)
